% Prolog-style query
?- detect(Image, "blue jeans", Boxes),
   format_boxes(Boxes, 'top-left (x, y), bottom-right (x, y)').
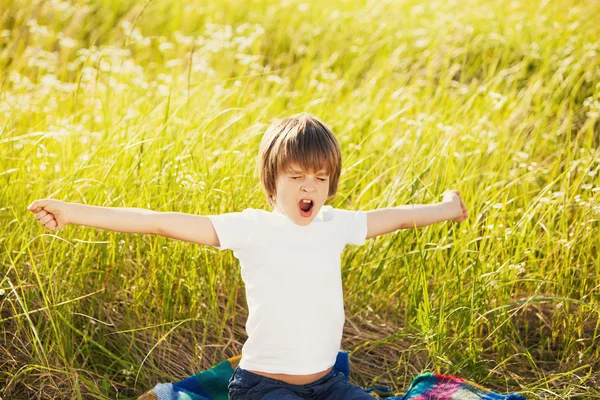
top-left (228, 366), bottom-right (377, 399)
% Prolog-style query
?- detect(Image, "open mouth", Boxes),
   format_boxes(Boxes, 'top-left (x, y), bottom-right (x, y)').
top-left (298, 199), bottom-right (314, 216)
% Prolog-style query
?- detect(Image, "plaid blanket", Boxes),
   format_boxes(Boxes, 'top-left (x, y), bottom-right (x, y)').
top-left (137, 351), bottom-right (526, 400)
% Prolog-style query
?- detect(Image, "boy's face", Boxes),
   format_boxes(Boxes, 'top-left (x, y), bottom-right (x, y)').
top-left (272, 163), bottom-right (330, 226)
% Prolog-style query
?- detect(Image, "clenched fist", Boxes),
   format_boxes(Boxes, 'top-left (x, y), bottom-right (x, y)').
top-left (441, 190), bottom-right (468, 223)
top-left (27, 199), bottom-right (71, 231)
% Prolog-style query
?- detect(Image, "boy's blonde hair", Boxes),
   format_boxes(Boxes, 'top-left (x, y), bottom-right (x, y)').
top-left (257, 113), bottom-right (342, 208)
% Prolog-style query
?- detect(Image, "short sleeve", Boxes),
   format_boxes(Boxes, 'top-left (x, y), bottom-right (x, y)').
top-left (207, 208), bottom-right (255, 251)
top-left (334, 208), bottom-right (368, 246)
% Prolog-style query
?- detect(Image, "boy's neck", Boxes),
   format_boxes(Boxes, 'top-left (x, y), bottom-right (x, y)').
top-left (272, 205), bottom-right (284, 215)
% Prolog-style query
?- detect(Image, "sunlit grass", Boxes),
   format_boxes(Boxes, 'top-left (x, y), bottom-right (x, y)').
top-left (1, 0), bottom-right (599, 398)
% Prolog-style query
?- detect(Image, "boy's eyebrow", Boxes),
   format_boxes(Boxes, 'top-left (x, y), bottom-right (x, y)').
top-left (288, 169), bottom-right (329, 174)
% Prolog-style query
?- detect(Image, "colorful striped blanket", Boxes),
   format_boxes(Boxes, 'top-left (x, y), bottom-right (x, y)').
top-left (137, 351), bottom-right (526, 400)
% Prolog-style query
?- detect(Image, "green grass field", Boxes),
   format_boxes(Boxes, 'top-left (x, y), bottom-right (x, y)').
top-left (1, 0), bottom-right (599, 398)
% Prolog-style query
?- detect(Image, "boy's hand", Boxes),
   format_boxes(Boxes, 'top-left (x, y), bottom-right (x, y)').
top-left (27, 199), bottom-right (71, 231)
top-left (441, 190), bottom-right (468, 223)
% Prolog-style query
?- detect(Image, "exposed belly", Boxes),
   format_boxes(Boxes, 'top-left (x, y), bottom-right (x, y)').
top-left (247, 365), bottom-right (333, 385)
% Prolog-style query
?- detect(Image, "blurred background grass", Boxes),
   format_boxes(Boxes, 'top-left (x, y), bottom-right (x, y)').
top-left (1, 0), bottom-right (599, 398)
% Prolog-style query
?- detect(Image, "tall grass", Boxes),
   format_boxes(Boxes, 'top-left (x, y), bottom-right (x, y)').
top-left (1, 0), bottom-right (599, 398)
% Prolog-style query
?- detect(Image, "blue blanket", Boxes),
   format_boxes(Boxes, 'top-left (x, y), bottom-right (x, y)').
top-left (137, 351), bottom-right (526, 399)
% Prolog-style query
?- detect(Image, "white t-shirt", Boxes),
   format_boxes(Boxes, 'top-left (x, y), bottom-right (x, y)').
top-left (207, 205), bottom-right (368, 374)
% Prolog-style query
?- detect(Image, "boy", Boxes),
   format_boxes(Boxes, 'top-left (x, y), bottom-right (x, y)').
top-left (28, 113), bottom-right (468, 399)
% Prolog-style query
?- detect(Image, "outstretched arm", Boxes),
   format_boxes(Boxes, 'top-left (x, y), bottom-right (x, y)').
top-left (365, 190), bottom-right (468, 240)
top-left (27, 199), bottom-right (220, 247)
